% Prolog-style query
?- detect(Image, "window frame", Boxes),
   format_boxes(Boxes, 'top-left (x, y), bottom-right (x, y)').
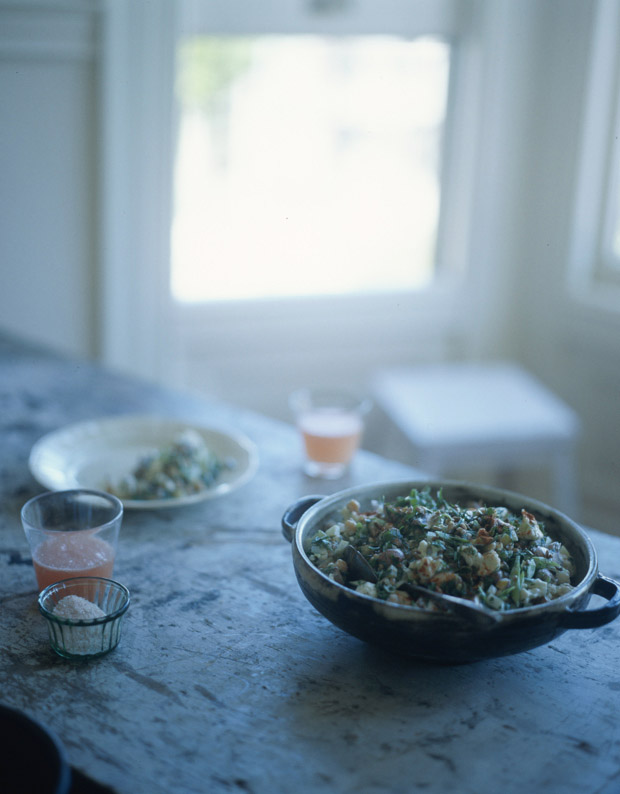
top-left (599, 61), bottom-right (620, 281)
top-left (568, 0), bottom-right (620, 305)
top-left (170, 0), bottom-right (480, 340)
top-left (100, 0), bottom-right (523, 391)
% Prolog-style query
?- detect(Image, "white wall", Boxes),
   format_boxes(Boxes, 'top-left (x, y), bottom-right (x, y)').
top-left (1, 0), bottom-right (619, 534)
top-left (0, 1), bottom-right (99, 359)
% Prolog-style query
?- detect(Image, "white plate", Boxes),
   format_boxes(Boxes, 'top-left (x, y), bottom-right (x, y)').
top-left (29, 415), bottom-right (259, 509)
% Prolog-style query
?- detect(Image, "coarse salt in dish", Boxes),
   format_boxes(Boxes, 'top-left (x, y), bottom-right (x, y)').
top-left (38, 577), bottom-right (130, 659)
top-left (53, 595), bottom-right (106, 620)
top-left (52, 595), bottom-right (108, 655)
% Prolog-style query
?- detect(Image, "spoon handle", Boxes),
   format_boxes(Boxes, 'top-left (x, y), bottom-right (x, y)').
top-left (397, 583), bottom-right (501, 626)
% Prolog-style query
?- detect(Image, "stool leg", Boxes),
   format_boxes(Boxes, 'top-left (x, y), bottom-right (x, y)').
top-left (496, 467), bottom-right (520, 493)
top-left (552, 448), bottom-right (579, 519)
top-left (415, 450), bottom-right (443, 479)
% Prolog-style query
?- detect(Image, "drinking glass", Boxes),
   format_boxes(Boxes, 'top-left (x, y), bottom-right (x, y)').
top-left (21, 489), bottom-right (123, 591)
top-left (289, 388), bottom-right (371, 479)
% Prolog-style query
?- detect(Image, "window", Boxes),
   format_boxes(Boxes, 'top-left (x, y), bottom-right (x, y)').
top-left (601, 75), bottom-right (620, 277)
top-left (570, 0), bottom-right (620, 298)
top-left (99, 0), bottom-right (483, 399)
top-left (172, 34), bottom-right (450, 302)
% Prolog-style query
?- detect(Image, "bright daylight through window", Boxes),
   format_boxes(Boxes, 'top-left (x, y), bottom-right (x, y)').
top-left (602, 76), bottom-right (620, 275)
top-left (610, 141), bottom-right (620, 267)
top-left (171, 35), bottom-right (450, 303)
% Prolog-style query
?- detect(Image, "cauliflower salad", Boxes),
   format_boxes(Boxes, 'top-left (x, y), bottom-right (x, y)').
top-left (105, 430), bottom-right (231, 501)
top-left (307, 487), bottom-right (575, 612)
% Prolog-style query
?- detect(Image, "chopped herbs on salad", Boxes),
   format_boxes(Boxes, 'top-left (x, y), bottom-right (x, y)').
top-left (308, 487), bottom-right (575, 612)
top-left (105, 430), bottom-right (232, 501)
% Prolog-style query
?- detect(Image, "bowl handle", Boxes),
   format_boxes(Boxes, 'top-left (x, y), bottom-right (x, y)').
top-left (558, 574), bottom-right (620, 629)
top-left (281, 495), bottom-right (323, 543)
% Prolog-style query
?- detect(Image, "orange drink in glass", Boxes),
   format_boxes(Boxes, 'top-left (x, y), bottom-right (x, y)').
top-left (290, 388), bottom-right (371, 479)
top-left (21, 489), bottom-right (123, 592)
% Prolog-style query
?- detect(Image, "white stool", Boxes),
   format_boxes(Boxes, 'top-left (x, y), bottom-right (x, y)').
top-left (371, 362), bottom-right (581, 517)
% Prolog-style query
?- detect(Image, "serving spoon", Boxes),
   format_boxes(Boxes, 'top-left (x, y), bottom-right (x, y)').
top-left (395, 582), bottom-right (502, 627)
top-left (342, 544), bottom-right (501, 628)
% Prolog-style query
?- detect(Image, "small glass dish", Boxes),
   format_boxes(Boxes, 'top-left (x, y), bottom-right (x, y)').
top-left (38, 577), bottom-right (130, 660)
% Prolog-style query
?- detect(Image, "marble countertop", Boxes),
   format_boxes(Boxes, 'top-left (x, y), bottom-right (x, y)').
top-left (1, 333), bottom-right (620, 794)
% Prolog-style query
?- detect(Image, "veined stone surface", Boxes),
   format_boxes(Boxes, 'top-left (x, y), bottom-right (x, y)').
top-left (1, 333), bottom-right (619, 794)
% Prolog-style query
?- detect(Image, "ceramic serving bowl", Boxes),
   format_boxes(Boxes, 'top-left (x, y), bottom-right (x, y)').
top-left (282, 480), bottom-right (620, 664)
